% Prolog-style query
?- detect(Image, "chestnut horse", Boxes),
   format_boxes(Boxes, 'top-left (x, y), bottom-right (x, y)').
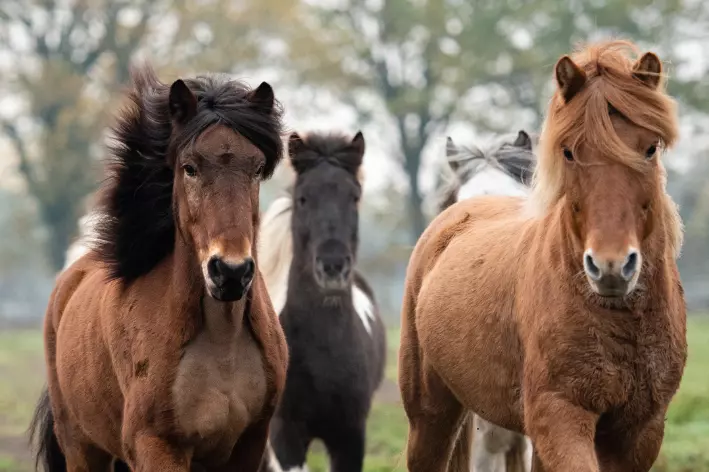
top-left (30, 66), bottom-right (289, 472)
top-left (399, 40), bottom-right (686, 472)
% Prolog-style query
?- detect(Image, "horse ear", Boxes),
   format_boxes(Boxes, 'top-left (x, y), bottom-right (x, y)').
top-left (633, 52), bottom-right (662, 89)
top-left (248, 82), bottom-right (275, 114)
top-left (351, 131), bottom-right (365, 164)
top-left (513, 130), bottom-right (533, 150)
top-left (288, 132), bottom-right (306, 158)
top-left (288, 132), bottom-right (309, 173)
top-left (169, 79), bottom-right (197, 125)
top-left (555, 56), bottom-right (586, 103)
top-left (446, 137), bottom-right (460, 171)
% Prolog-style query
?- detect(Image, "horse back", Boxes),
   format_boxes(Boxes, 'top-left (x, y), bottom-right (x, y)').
top-left (408, 195), bottom-right (530, 297)
top-left (47, 253), bottom-right (100, 330)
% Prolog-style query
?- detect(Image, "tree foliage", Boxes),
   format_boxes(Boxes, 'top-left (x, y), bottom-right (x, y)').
top-left (291, 0), bottom-right (709, 241)
top-left (0, 0), bottom-right (302, 270)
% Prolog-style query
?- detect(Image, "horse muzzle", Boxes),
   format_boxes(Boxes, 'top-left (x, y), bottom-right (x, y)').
top-left (314, 254), bottom-right (352, 291)
top-left (205, 256), bottom-right (255, 302)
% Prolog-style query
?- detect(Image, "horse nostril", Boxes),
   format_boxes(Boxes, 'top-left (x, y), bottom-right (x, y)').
top-left (240, 258), bottom-right (255, 286)
top-left (621, 251), bottom-right (639, 280)
top-left (317, 256), bottom-right (348, 278)
top-left (207, 256), bottom-right (226, 284)
top-left (325, 260), bottom-right (343, 276)
top-left (584, 252), bottom-right (601, 281)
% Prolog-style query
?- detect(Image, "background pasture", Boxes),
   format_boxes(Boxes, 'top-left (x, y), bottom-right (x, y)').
top-left (1, 0), bottom-right (708, 470)
top-left (0, 319), bottom-right (707, 471)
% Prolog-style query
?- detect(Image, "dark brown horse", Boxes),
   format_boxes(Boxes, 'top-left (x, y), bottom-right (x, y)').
top-left (30, 66), bottom-right (289, 472)
top-left (399, 40), bottom-right (686, 472)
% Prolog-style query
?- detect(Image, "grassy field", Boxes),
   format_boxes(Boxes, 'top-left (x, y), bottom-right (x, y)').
top-left (1, 318), bottom-right (707, 471)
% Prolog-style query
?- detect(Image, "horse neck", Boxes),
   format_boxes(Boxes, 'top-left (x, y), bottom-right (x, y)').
top-left (170, 231), bottom-right (247, 339)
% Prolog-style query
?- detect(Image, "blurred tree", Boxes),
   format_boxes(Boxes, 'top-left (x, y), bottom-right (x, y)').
top-left (0, 0), bottom-right (303, 271)
top-left (0, 1), bottom-right (165, 270)
top-left (291, 0), bottom-right (708, 242)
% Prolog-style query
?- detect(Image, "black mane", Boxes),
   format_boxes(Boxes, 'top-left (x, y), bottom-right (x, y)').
top-left (93, 65), bottom-right (284, 282)
top-left (289, 132), bottom-right (363, 177)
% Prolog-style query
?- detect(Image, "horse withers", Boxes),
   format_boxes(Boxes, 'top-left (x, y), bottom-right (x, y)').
top-left (438, 130), bottom-right (537, 472)
top-left (259, 132), bottom-right (386, 472)
top-left (30, 66), bottom-right (289, 472)
top-left (400, 41), bottom-right (686, 472)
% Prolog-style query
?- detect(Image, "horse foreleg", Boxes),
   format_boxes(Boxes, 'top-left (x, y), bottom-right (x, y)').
top-left (61, 443), bottom-right (113, 472)
top-left (126, 432), bottom-right (192, 472)
top-left (323, 422), bottom-right (366, 472)
top-left (211, 420), bottom-right (271, 472)
top-left (265, 416), bottom-right (312, 472)
top-left (400, 354), bottom-right (467, 472)
top-left (596, 412), bottom-right (665, 472)
top-left (524, 392), bottom-right (599, 472)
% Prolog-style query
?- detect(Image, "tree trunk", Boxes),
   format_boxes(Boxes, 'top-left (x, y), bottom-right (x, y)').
top-left (402, 144), bottom-right (427, 244)
top-left (40, 199), bottom-right (78, 272)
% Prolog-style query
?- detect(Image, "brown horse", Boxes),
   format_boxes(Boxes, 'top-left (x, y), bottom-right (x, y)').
top-left (399, 40), bottom-right (687, 472)
top-left (30, 66), bottom-right (289, 472)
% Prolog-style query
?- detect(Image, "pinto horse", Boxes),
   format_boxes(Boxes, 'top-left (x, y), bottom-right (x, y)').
top-left (400, 40), bottom-right (686, 472)
top-left (438, 131), bottom-right (537, 472)
top-left (258, 132), bottom-right (386, 472)
top-left (30, 66), bottom-right (289, 472)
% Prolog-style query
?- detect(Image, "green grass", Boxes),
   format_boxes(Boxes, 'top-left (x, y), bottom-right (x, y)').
top-left (1, 318), bottom-right (707, 471)
top-left (653, 316), bottom-right (709, 471)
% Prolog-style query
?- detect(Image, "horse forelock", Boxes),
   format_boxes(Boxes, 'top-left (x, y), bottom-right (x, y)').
top-left (290, 132), bottom-right (364, 183)
top-left (436, 133), bottom-right (537, 213)
top-left (92, 65), bottom-right (285, 282)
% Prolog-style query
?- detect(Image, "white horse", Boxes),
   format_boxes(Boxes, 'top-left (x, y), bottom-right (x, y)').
top-left (436, 130), bottom-right (537, 472)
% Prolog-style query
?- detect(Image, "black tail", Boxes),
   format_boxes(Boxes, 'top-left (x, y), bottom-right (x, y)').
top-left (29, 388), bottom-right (66, 472)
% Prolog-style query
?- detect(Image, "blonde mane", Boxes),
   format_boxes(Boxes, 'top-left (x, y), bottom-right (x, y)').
top-left (530, 40), bottom-right (683, 257)
top-left (259, 195), bottom-right (294, 314)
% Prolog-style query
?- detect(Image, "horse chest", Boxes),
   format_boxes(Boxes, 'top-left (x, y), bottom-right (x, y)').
top-left (552, 314), bottom-right (684, 420)
top-left (279, 304), bottom-right (375, 418)
top-left (172, 329), bottom-right (267, 463)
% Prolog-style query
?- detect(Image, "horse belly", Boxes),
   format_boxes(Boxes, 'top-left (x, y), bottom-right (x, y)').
top-left (172, 331), bottom-right (268, 464)
top-left (415, 232), bottom-right (525, 432)
top-left (54, 280), bottom-right (123, 455)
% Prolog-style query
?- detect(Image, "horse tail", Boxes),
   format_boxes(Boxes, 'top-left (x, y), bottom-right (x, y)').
top-left (29, 388), bottom-right (66, 472)
top-left (449, 412), bottom-right (474, 472)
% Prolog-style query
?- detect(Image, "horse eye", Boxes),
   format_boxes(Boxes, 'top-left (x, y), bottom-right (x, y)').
top-left (183, 164), bottom-right (197, 177)
top-left (298, 196), bottom-right (306, 205)
top-left (563, 148), bottom-right (574, 162)
top-left (645, 144), bottom-right (657, 160)
top-left (255, 163), bottom-right (265, 177)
